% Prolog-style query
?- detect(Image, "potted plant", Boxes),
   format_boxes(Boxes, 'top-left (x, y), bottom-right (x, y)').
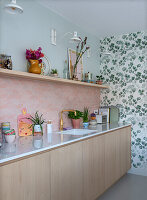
top-left (26, 47), bottom-right (44, 74)
top-left (82, 107), bottom-right (89, 128)
top-left (90, 113), bottom-right (96, 120)
top-left (68, 110), bottom-right (83, 129)
top-left (50, 69), bottom-right (58, 77)
top-left (96, 75), bottom-right (104, 85)
top-left (28, 111), bottom-right (45, 136)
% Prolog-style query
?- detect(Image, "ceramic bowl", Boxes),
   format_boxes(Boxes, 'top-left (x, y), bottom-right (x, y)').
top-left (4, 129), bottom-right (15, 136)
top-left (5, 135), bottom-right (16, 144)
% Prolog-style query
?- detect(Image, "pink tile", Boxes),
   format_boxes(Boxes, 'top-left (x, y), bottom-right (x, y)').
top-left (0, 77), bottom-right (100, 136)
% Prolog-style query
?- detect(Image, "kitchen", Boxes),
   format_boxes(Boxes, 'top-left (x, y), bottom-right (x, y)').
top-left (0, 0), bottom-right (147, 200)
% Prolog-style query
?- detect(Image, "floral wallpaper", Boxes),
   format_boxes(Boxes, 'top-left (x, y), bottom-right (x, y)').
top-left (100, 31), bottom-right (147, 170)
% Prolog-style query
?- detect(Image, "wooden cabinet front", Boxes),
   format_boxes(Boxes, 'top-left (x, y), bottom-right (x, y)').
top-left (0, 152), bottom-right (51, 200)
top-left (83, 135), bottom-right (105, 200)
top-left (50, 142), bottom-right (83, 200)
top-left (104, 127), bottom-right (131, 190)
top-left (0, 126), bottom-right (131, 200)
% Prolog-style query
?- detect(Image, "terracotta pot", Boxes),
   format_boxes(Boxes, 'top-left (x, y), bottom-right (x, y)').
top-left (29, 59), bottom-right (41, 74)
top-left (72, 119), bottom-right (81, 129)
top-left (96, 80), bottom-right (103, 85)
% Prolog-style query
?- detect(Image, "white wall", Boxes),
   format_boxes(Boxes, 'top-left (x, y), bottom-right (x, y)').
top-left (0, 0), bottom-right (100, 79)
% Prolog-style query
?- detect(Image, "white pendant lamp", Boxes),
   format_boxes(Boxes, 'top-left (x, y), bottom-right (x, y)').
top-left (5, 0), bottom-right (23, 14)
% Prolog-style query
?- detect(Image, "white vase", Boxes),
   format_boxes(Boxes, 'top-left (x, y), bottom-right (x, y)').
top-left (34, 125), bottom-right (42, 133)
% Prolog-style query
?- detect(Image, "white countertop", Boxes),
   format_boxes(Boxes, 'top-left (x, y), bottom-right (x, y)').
top-left (0, 123), bottom-right (131, 165)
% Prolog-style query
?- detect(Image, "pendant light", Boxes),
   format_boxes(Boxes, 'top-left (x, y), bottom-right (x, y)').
top-left (5, 0), bottom-right (23, 14)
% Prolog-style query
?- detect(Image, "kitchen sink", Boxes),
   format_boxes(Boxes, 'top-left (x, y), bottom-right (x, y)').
top-left (57, 129), bottom-right (97, 136)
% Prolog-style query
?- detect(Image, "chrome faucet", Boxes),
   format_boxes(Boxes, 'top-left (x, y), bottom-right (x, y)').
top-left (60, 110), bottom-right (77, 131)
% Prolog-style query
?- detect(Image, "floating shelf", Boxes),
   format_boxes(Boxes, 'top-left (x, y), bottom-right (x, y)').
top-left (0, 69), bottom-right (109, 89)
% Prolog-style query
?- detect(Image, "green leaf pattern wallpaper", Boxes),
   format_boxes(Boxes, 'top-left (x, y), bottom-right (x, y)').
top-left (100, 31), bottom-right (147, 170)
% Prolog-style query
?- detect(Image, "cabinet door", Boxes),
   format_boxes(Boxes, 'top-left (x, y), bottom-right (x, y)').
top-left (0, 152), bottom-right (51, 200)
top-left (120, 127), bottom-right (131, 175)
top-left (104, 127), bottom-right (131, 190)
top-left (50, 142), bottom-right (83, 200)
top-left (83, 135), bottom-right (105, 200)
top-left (104, 130), bottom-right (118, 190)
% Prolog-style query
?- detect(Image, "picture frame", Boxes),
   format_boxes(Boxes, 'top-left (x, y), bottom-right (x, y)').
top-left (68, 48), bottom-right (83, 80)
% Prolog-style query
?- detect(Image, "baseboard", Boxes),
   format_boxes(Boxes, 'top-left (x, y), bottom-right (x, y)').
top-left (128, 168), bottom-right (147, 176)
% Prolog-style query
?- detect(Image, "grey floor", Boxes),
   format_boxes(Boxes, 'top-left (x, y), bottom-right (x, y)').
top-left (97, 174), bottom-right (147, 200)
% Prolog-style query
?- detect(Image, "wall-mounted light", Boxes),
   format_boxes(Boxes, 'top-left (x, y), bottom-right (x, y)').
top-left (50, 30), bottom-right (81, 46)
top-left (63, 31), bottom-right (81, 43)
top-left (5, 0), bottom-right (23, 14)
top-left (70, 32), bottom-right (81, 43)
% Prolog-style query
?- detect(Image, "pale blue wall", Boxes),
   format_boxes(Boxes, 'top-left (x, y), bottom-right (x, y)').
top-left (0, 0), bottom-right (100, 79)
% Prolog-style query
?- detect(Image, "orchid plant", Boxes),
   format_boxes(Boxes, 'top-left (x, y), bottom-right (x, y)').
top-left (26, 47), bottom-right (44, 63)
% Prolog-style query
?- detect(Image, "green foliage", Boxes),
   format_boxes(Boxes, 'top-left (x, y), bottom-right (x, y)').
top-left (82, 107), bottom-right (89, 123)
top-left (51, 69), bottom-right (58, 74)
top-left (28, 111), bottom-right (45, 135)
top-left (100, 31), bottom-right (147, 169)
top-left (96, 75), bottom-right (104, 80)
top-left (68, 110), bottom-right (83, 120)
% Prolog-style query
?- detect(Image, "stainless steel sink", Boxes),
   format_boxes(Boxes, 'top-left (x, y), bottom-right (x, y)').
top-left (57, 129), bottom-right (97, 136)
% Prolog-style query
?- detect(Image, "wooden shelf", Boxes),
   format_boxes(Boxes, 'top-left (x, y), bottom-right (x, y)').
top-left (0, 68), bottom-right (109, 89)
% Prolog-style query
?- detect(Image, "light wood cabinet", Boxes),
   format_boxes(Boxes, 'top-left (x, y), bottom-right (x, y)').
top-left (120, 127), bottom-right (131, 175)
top-left (0, 152), bottom-right (51, 200)
top-left (104, 127), bottom-right (131, 190)
top-left (50, 142), bottom-right (83, 200)
top-left (104, 129), bottom-right (122, 189)
top-left (0, 126), bottom-right (131, 200)
top-left (83, 135), bottom-right (105, 200)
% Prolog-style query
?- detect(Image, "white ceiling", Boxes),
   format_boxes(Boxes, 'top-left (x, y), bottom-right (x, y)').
top-left (40, 0), bottom-right (147, 38)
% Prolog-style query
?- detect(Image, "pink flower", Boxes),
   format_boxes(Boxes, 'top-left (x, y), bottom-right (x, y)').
top-left (39, 59), bottom-right (42, 63)
top-left (25, 47), bottom-right (44, 61)
top-left (38, 47), bottom-right (42, 51)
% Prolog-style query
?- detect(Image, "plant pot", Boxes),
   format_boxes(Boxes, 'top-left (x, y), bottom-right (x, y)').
top-left (50, 73), bottom-right (58, 77)
top-left (29, 59), bottom-right (41, 74)
top-left (83, 122), bottom-right (89, 129)
top-left (96, 80), bottom-right (103, 85)
top-left (34, 125), bottom-right (43, 135)
top-left (71, 119), bottom-right (81, 129)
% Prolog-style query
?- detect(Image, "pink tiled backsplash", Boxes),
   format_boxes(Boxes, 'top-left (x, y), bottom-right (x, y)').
top-left (0, 77), bottom-right (100, 136)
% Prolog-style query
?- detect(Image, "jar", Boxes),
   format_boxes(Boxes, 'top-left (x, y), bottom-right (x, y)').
top-left (1, 122), bottom-right (10, 143)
